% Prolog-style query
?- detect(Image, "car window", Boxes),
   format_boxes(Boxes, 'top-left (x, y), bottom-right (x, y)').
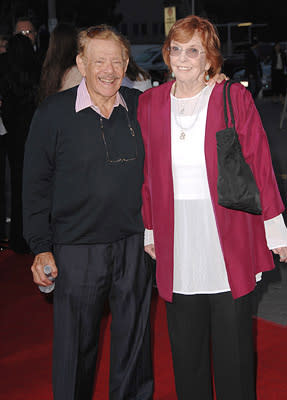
top-left (135, 49), bottom-right (160, 63)
top-left (152, 54), bottom-right (163, 64)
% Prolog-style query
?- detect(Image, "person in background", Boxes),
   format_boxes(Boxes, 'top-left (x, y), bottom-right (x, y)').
top-left (0, 105), bottom-right (7, 243)
top-left (0, 34), bottom-right (40, 253)
top-left (122, 55), bottom-right (152, 92)
top-left (246, 37), bottom-right (263, 99)
top-left (271, 41), bottom-right (287, 103)
top-left (0, 35), bottom-right (8, 54)
top-left (38, 22), bottom-right (82, 103)
top-left (14, 17), bottom-right (37, 50)
top-left (37, 24), bottom-right (50, 57)
top-left (138, 15), bottom-right (287, 400)
top-left (0, 34), bottom-right (8, 244)
top-left (14, 16), bottom-right (47, 64)
top-left (23, 24), bottom-right (153, 400)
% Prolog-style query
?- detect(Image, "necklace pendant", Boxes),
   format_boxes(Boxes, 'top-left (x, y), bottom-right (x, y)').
top-left (179, 131), bottom-right (186, 140)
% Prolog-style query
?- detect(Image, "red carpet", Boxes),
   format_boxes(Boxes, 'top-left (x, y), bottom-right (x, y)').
top-left (0, 250), bottom-right (286, 400)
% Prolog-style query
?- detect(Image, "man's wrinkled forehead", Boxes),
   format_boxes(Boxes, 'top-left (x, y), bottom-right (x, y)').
top-left (84, 38), bottom-right (126, 59)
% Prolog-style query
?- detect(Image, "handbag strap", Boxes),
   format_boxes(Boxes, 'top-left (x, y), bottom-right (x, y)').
top-left (223, 80), bottom-right (235, 129)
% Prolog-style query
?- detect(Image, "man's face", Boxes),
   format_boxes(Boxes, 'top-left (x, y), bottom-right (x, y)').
top-left (77, 38), bottom-right (128, 104)
top-left (15, 21), bottom-right (36, 46)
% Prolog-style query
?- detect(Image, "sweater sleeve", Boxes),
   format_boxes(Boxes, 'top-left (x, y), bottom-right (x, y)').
top-left (23, 103), bottom-right (58, 254)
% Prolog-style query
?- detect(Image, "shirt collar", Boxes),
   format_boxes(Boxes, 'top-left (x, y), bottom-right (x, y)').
top-left (75, 78), bottom-right (128, 118)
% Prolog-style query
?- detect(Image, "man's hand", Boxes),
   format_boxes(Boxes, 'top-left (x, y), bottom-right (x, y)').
top-left (272, 247), bottom-right (287, 263)
top-left (207, 72), bottom-right (229, 85)
top-left (31, 252), bottom-right (58, 286)
top-left (145, 244), bottom-right (156, 260)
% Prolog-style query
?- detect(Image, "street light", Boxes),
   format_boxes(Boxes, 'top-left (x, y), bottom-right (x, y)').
top-left (237, 22), bottom-right (252, 27)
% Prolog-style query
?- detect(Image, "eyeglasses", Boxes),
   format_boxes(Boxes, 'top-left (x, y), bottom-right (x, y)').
top-left (16, 30), bottom-right (35, 36)
top-left (99, 111), bottom-right (137, 164)
top-left (169, 45), bottom-right (205, 59)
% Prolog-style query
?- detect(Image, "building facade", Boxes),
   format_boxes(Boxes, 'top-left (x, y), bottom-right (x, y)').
top-left (115, 0), bottom-right (166, 44)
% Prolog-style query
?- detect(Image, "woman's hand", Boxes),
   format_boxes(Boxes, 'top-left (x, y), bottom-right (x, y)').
top-left (145, 244), bottom-right (156, 260)
top-left (272, 247), bottom-right (287, 263)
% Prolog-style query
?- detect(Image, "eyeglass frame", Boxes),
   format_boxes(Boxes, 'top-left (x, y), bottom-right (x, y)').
top-left (169, 45), bottom-right (206, 59)
top-left (99, 111), bottom-right (137, 164)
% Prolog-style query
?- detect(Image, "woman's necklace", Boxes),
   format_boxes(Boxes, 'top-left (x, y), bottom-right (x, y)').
top-left (173, 83), bottom-right (205, 140)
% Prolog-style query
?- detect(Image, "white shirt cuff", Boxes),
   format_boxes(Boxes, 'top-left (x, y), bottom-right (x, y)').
top-left (144, 229), bottom-right (154, 246)
top-left (264, 214), bottom-right (287, 249)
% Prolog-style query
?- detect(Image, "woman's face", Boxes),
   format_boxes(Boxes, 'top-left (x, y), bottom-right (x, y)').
top-left (169, 31), bottom-right (210, 86)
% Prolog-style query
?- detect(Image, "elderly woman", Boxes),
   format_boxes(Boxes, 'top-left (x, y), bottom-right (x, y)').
top-left (137, 15), bottom-right (287, 400)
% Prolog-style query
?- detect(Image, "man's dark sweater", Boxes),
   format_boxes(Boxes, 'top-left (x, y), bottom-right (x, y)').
top-left (23, 86), bottom-right (145, 255)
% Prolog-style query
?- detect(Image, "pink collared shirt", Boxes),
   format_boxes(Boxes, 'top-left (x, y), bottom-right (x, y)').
top-left (75, 78), bottom-right (128, 118)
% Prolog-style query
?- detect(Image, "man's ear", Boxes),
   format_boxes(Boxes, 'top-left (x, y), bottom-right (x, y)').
top-left (76, 54), bottom-right (86, 77)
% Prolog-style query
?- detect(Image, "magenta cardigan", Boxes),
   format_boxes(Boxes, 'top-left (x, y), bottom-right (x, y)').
top-left (137, 80), bottom-right (284, 302)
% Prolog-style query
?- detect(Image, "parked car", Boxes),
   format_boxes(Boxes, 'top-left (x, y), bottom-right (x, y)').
top-left (232, 66), bottom-right (249, 87)
top-left (133, 46), bottom-right (169, 84)
top-left (230, 60), bottom-right (272, 96)
top-left (222, 55), bottom-right (245, 79)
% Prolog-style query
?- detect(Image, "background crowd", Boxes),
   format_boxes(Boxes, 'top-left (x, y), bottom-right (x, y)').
top-left (0, 17), bottom-right (158, 253)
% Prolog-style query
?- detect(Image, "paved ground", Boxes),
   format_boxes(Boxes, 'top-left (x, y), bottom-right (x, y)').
top-left (253, 96), bottom-right (287, 326)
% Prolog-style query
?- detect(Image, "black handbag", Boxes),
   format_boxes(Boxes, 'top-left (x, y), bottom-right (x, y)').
top-left (216, 80), bottom-right (262, 215)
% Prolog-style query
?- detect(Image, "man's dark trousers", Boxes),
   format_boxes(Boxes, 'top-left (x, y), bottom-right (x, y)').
top-left (52, 232), bottom-right (153, 400)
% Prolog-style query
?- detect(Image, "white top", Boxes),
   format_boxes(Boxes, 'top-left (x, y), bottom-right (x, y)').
top-left (0, 117), bottom-right (7, 136)
top-left (60, 65), bottom-right (82, 92)
top-left (121, 74), bottom-right (152, 92)
top-left (276, 53), bottom-right (283, 70)
top-left (145, 83), bottom-right (287, 295)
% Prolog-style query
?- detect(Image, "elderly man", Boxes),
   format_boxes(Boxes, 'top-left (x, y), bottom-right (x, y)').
top-left (23, 25), bottom-right (153, 400)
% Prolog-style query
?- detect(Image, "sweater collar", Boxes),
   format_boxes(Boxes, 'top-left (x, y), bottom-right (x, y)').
top-left (75, 78), bottom-right (128, 118)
